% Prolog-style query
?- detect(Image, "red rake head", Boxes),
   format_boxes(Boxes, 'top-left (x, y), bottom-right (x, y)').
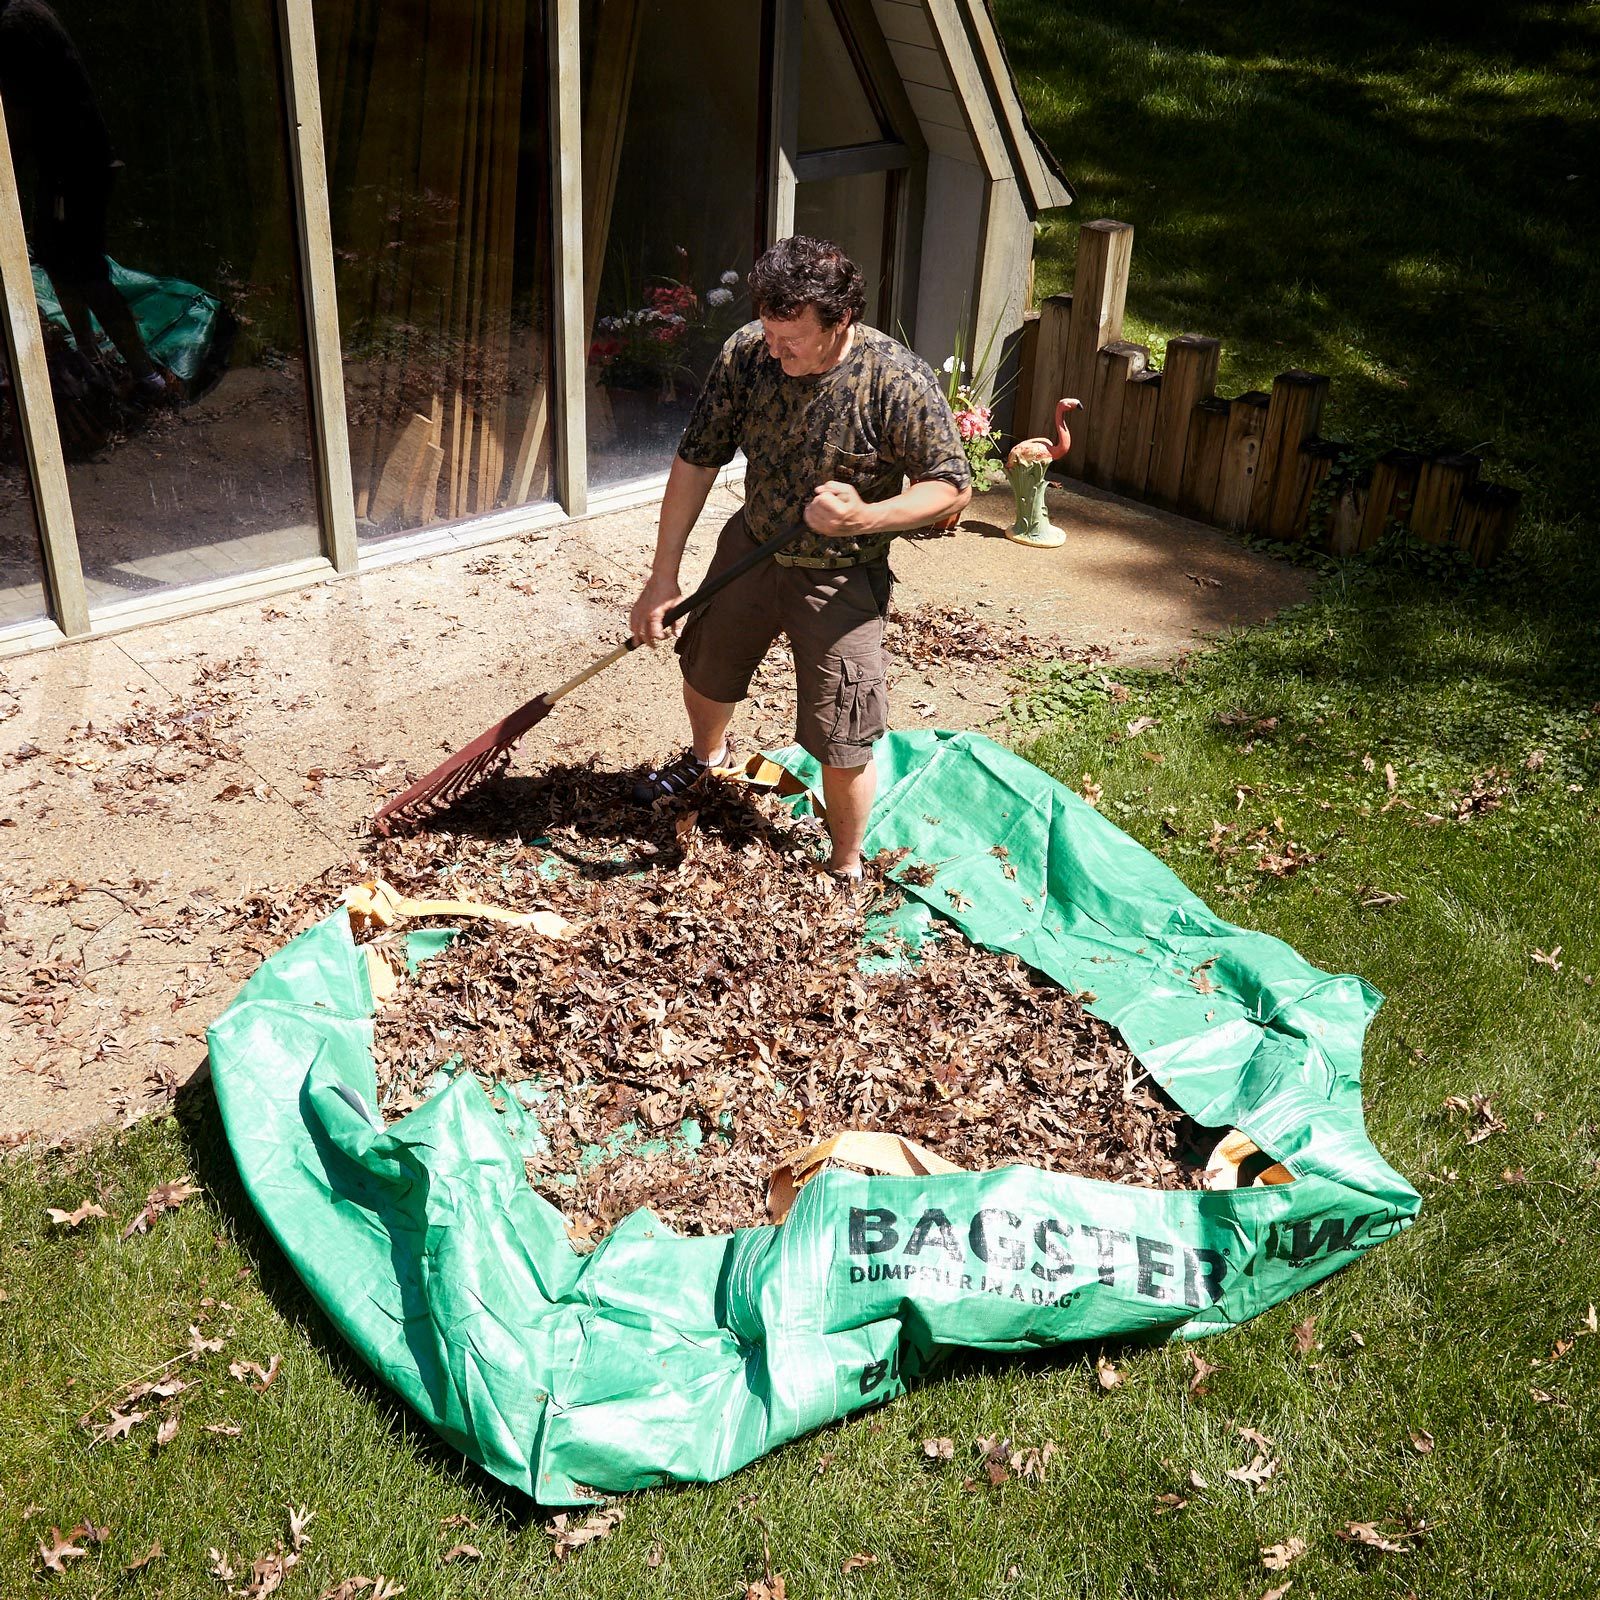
top-left (371, 693), bottom-right (555, 835)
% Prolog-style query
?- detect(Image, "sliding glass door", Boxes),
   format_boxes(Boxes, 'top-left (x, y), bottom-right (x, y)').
top-left (0, 0), bottom-right (321, 610)
top-left (318, 0), bottom-right (556, 543)
top-left (580, 0), bottom-right (762, 491)
top-left (0, 343), bottom-right (48, 627)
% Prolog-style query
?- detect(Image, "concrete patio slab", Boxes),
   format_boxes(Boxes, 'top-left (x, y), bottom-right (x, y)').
top-left (0, 478), bottom-right (1312, 1146)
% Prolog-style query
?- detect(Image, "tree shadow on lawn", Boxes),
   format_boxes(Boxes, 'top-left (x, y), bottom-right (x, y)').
top-left (1252, 562), bottom-right (1600, 728)
top-left (177, 1081), bottom-right (550, 1528)
top-left (996, 0), bottom-right (1600, 528)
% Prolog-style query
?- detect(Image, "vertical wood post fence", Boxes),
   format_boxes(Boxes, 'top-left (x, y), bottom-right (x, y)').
top-left (1012, 220), bottom-right (1520, 565)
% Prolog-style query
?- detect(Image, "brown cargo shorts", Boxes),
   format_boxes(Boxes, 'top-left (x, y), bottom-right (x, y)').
top-left (675, 510), bottom-right (891, 769)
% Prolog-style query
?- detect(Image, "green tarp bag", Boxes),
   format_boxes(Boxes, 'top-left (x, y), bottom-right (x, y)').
top-left (207, 731), bottom-right (1420, 1503)
top-left (33, 258), bottom-right (233, 388)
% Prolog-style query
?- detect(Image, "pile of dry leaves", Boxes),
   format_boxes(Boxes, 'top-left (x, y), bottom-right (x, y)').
top-left (361, 765), bottom-right (1204, 1240)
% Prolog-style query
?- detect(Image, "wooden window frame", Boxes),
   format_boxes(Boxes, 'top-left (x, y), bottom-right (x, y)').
top-left (764, 0), bottom-right (927, 338)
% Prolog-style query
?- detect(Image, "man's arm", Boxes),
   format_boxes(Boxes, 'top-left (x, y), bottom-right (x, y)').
top-left (628, 454), bottom-right (720, 644)
top-left (804, 475), bottom-right (970, 540)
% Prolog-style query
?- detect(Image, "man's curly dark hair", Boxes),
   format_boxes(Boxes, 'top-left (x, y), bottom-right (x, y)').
top-left (747, 235), bottom-right (866, 329)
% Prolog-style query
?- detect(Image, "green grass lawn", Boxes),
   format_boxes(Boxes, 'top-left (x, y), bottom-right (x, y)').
top-left (6, 4), bottom-right (1600, 1596)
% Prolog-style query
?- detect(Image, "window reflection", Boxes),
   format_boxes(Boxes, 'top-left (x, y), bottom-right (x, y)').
top-left (320, 0), bottom-right (555, 542)
top-left (582, 0), bottom-right (761, 490)
top-left (0, 0), bottom-right (321, 606)
top-left (0, 343), bottom-right (50, 628)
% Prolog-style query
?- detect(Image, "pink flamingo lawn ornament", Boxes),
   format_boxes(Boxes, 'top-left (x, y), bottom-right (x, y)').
top-left (1004, 398), bottom-right (1083, 548)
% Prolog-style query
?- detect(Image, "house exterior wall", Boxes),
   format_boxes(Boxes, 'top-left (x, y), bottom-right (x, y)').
top-left (912, 154), bottom-right (984, 370)
top-left (0, 0), bottom-right (1062, 656)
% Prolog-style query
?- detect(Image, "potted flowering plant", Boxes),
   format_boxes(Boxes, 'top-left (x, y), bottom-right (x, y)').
top-left (939, 303), bottom-right (1010, 494)
top-left (589, 261), bottom-right (745, 400)
top-left (941, 357), bottom-right (1006, 493)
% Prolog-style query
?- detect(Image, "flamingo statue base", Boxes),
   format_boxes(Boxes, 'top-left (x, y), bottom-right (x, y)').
top-left (1005, 457), bottom-right (1061, 547)
top-left (1003, 396), bottom-right (1082, 550)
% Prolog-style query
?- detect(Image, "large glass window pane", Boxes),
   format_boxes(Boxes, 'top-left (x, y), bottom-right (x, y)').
top-left (0, 1), bottom-right (321, 607)
top-left (320, 0), bottom-right (554, 543)
top-left (583, 0), bottom-right (761, 490)
top-left (0, 344), bottom-right (50, 628)
top-left (798, 0), bottom-right (886, 153)
top-left (795, 170), bottom-right (890, 327)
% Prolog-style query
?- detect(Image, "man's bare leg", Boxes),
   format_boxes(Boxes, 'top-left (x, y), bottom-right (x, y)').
top-left (820, 760), bottom-right (875, 874)
top-left (683, 679), bottom-right (736, 765)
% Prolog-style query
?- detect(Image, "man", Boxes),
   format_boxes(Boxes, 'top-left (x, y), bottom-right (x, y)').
top-left (627, 236), bottom-right (971, 880)
top-left (0, 0), bottom-right (175, 406)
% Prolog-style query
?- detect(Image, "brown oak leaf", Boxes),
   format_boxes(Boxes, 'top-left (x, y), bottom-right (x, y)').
top-left (547, 1505), bottom-right (624, 1560)
top-left (1337, 1520), bottom-right (1408, 1553)
top-left (121, 1176), bottom-right (202, 1240)
top-left (36, 1528), bottom-right (88, 1574)
top-left (1261, 1535), bottom-right (1306, 1570)
top-left (95, 1405), bottom-right (147, 1443)
top-left (1227, 1452), bottom-right (1280, 1491)
top-left (228, 1355), bottom-right (281, 1391)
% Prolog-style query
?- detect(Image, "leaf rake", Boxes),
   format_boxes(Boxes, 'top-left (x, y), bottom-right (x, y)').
top-left (372, 518), bottom-right (810, 834)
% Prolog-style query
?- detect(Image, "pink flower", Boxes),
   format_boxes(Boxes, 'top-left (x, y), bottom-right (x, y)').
top-left (646, 284), bottom-right (698, 316)
top-left (956, 406), bottom-right (992, 441)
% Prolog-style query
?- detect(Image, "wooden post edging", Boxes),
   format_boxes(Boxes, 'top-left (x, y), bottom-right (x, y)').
top-left (1410, 452), bottom-right (1480, 544)
top-left (1060, 219), bottom-right (1134, 476)
top-left (1213, 390), bottom-right (1269, 533)
top-left (1112, 370), bottom-right (1161, 500)
top-left (1024, 294), bottom-right (1073, 443)
top-left (1453, 482), bottom-right (1520, 564)
top-left (1251, 370), bottom-right (1328, 538)
top-left (1361, 447), bottom-right (1424, 550)
top-left (1084, 341), bottom-right (1147, 488)
top-left (1148, 334), bottom-right (1220, 510)
top-left (1178, 395), bottom-right (1231, 522)
top-left (1013, 219), bottom-right (1521, 567)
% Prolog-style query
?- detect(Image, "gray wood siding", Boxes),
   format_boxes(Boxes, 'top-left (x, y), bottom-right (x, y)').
top-left (873, 0), bottom-right (977, 168)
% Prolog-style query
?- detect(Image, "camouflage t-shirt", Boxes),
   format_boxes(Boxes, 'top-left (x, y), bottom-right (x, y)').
top-left (676, 321), bottom-right (971, 563)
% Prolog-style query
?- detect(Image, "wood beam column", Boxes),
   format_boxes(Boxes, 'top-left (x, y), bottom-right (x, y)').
top-left (0, 95), bottom-right (86, 634)
top-left (765, 0), bottom-right (803, 246)
top-left (549, 0), bottom-right (588, 515)
top-left (277, 0), bottom-right (360, 571)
